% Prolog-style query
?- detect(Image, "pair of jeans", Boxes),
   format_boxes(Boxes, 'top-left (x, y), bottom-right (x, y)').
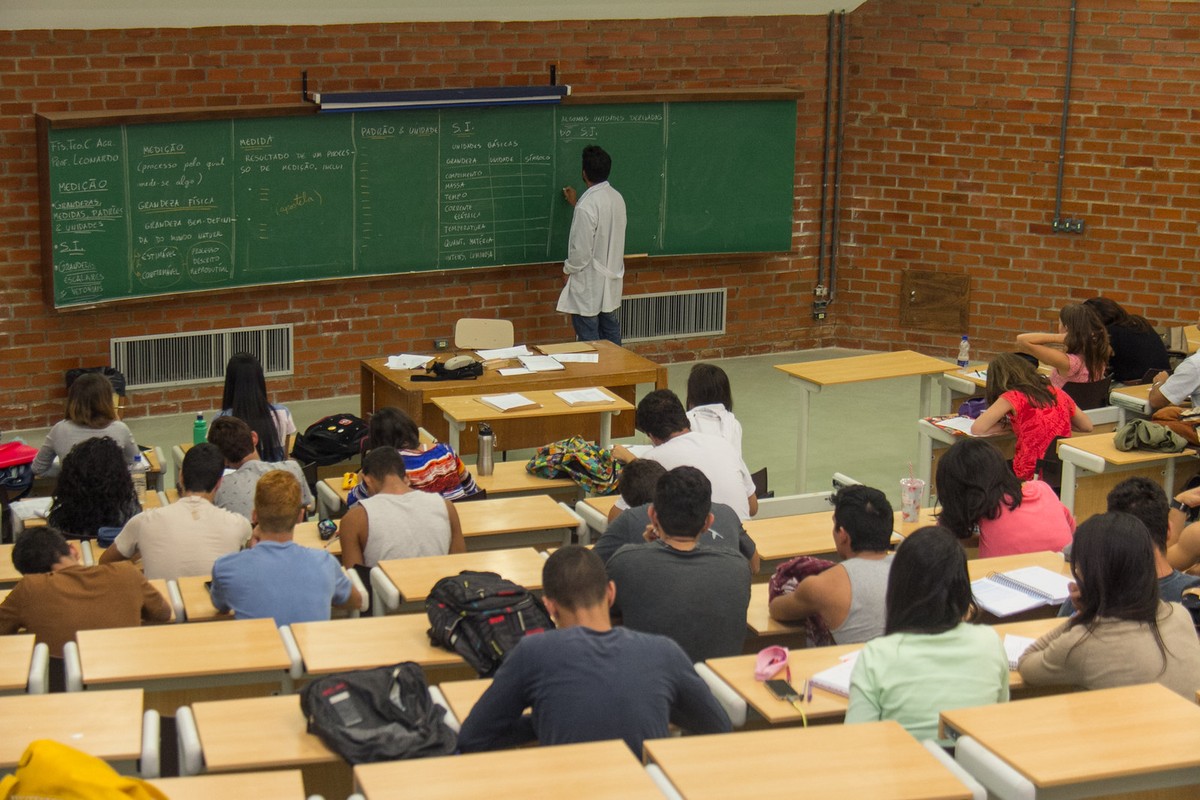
top-left (572, 311), bottom-right (621, 345)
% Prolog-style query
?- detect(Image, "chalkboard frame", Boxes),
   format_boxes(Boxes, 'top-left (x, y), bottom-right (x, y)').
top-left (37, 88), bottom-right (800, 311)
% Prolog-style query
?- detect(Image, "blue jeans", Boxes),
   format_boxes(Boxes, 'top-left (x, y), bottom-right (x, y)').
top-left (572, 311), bottom-right (621, 345)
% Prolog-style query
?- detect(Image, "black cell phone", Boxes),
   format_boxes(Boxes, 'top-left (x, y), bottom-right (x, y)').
top-left (765, 678), bottom-right (799, 701)
top-left (204, 580), bottom-right (212, 594)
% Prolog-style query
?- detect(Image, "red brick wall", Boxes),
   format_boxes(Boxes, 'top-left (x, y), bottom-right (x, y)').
top-left (837, 0), bottom-right (1200, 363)
top-left (0, 18), bottom-right (831, 429)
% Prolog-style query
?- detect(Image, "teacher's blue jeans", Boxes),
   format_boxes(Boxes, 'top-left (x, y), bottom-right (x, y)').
top-left (572, 311), bottom-right (621, 346)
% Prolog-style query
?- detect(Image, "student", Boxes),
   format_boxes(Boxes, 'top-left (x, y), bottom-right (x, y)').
top-left (346, 406), bottom-right (481, 504)
top-left (1016, 302), bottom-right (1111, 389)
top-left (31, 372), bottom-right (139, 476)
top-left (207, 416), bottom-right (312, 520)
top-left (215, 352), bottom-right (295, 462)
top-left (970, 352), bottom-right (1093, 481)
top-left (1165, 481), bottom-right (1200, 572)
top-left (769, 484), bottom-right (894, 644)
top-left (1149, 348), bottom-right (1200, 412)
top-left (457, 546), bottom-right (731, 756)
top-left (1018, 512), bottom-right (1200, 699)
top-left (594, 460), bottom-right (759, 571)
top-left (338, 446), bottom-right (465, 571)
top-left (0, 526), bottom-right (171, 657)
top-left (685, 363), bottom-right (743, 457)
top-left (606, 466), bottom-right (751, 662)
top-left (101, 442), bottom-right (251, 580)
top-left (1083, 297), bottom-right (1170, 383)
top-left (846, 526), bottom-right (1009, 742)
top-left (935, 438), bottom-right (1074, 558)
top-left (210, 470), bottom-right (360, 627)
top-left (612, 389), bottom-right (757, 520)
top-left (46, 437), bottom-right (141, 540)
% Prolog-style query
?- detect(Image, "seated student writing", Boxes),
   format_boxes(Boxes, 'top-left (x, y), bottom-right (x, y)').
top-left (846, 526), bottom-right (1009, 742)
top-left (207, 416), bottom-right (313, 521)
top-left (346, 406), bottom-right (481, 504)
top-left (32, 371), bottom-right (139, 477)
top-left (970, 352), bottom-right (1093, 481)
top-left (46, 437), bottom-right (141, 541)
top-left (457, 546), bottom-right (731, 756)
top-left (1018, 512), bottom-right (1200, 699)
top-left (935, 438), bottom-right (1074, 558)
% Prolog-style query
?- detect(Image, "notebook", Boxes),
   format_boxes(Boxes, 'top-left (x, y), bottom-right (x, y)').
top-left (478, 393), bottom-right (539, 412)
top-left (807, 651), bottom-right (860, 698)
top-left (972, 566), bottom-right (1073, 617)
top-left (1003, 634), bottom-right (1037, 669)
top-left (555, 388), bottom-right (614, 406)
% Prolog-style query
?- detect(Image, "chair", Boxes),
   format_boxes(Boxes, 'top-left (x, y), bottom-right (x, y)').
top-left (454, 318), bottom-right (514, 350)
top-left (1035, 436), bottom-right (1066, 495)
top-left (749, 467), bottom-right (774, 500)
top-left (1061, 377), bottom-right (1112, 411)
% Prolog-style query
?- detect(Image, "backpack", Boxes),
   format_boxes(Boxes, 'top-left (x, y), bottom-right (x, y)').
top-left (299, 662), bottom-right (457, 765)
top-left (426, 570), bottom-right (554, 677)
top-left (291, 413), bottom-right (368, 466)
top-left (526, 436), bottom-right (623, 495)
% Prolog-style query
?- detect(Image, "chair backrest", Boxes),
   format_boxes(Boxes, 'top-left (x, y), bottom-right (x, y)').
top-left (454, 318), bottom-right (514, 350)
top-left (1061, 377), bottom-right (1113, 411)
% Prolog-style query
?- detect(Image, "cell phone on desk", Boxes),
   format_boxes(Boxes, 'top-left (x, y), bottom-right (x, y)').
top-left (765, 678), bottom-right (800, 702)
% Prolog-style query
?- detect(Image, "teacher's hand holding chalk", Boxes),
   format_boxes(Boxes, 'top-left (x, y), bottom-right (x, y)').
top-left (561, 185), bottom-right (578, 206)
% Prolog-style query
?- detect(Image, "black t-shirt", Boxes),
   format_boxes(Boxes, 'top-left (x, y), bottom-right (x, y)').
top-left (1107, 324), bottom-right (1169, 383)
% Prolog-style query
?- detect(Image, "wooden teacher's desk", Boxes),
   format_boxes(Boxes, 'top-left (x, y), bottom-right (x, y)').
top-left (643, 721), bottom-right (973, 800)
top-left (943, 683), bottom-right (1200, 799)
top-left (360, 341), bottom-right (667, 454)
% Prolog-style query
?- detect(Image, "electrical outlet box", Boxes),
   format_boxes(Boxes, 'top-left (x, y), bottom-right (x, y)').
top-left (812, 300), bottom-right (828, 322)
top-left (433, 338), bottom-right (450, 351)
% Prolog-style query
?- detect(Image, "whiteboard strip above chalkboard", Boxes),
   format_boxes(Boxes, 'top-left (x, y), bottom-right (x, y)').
top-left (312, 85), bottom-right (571, 112)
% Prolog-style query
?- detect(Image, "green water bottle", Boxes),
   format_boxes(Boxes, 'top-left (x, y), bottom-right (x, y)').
top-left (192, 413), bottom-right (207, 445)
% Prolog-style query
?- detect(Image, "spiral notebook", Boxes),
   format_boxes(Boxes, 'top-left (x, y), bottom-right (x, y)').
top-left (972, 566), bottom-right (1072, 617)
top-left (807, 651), bottom-right (860, 698)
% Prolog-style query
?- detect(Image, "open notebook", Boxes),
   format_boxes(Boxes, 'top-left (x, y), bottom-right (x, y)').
top-left (972, 566), bottom-right (1072, 617)
top-left (807, 651), bottom-right (861, 698)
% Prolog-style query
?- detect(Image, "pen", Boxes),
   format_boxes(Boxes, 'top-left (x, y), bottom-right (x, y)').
top-left (805, 680), bottom-right (812, 702)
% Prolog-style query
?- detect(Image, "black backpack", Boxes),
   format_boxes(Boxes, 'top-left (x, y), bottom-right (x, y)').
top-left (426, 571), bottom-right (554, 677)
top-left (291, 413), bottom-right (368, 466)
top-left (299, 662), bottom-right (457, 765)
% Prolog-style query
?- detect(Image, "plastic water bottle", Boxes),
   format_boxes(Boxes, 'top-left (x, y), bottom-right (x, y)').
top-left (956, 335), bottom-right (970, 368)
top-left (477, 423), bottom-right (495, 477)
top-left (131, 453), bottom-right (148, 504)
top-left (192, 412), bottom-right (207, 445)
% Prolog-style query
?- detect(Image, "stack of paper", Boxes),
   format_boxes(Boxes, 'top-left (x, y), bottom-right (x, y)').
top-left (10, 496), bottom-right (52, 521)
top-left (518, 355), bottom-right (565, 372)
top-left (555, 388), bottom-right (614, 406)
top-left (475, 345), bottom-right (532, 360)
top-left (1003, 634), bottom-right (1037, 669)
top-left (551, 353), bottom-right (600, 364)
top-left (535, 342), bottom-right (595, 355)
top-left (479, 393), bottom-right (539, 412)
top-left (385, 354), bottom-right (434, 370)
top-left (808, 651), bottom-right (860, 697)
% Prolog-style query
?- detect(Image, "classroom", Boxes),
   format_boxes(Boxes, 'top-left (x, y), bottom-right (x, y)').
top-left (3, 0), bottom-right (1200, 797)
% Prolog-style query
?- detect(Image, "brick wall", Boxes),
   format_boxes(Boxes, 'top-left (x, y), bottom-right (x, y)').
top-left (0, 17), bottom-right (831, 429)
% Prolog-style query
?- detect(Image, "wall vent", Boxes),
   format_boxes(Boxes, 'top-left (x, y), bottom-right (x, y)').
top-left (620, 289), bottom-right (726, 343)
top-left (110, 325), bottom-right (293, 390)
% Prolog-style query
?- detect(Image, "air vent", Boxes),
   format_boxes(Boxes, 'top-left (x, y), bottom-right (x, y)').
top-left (110, 325), bottom-right (293, 390)
top-left (620, 289), bottom-right (726, 342)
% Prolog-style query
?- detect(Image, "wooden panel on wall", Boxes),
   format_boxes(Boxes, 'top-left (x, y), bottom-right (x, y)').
top-left (898, 269), bottom-right (968, 334)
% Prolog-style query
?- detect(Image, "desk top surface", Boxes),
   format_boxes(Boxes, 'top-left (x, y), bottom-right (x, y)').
top-left (149, 770), bottom-right (307, 800)
top-left (583, 494), bottom-right (621, 518)
top-left (0, 634), bottom-right (36, 691)
top-left (432, 386), bottom-right (634, 424)
top-left (966, 550), bottom-right (1068, 582)
top-left (377, 547), bottom-right (548, 602)
top-left (940, 683), bottom-right (1200, 788)
top-left (292, 520), bottom-right (342, 555)
top-left (0, 688), bottom-right (144, 768)
top-left (290, 614), bottom-right (465, 674)
top-left (775, 350), bottom-right (955, 387)
top-left (190, 694), bottom-right (335, 770)
top-left (1058, 431), bottom-right (1200, 466)
top-left (0, 545), bottom-right (20, 585)
top-left (453, 494), bottom-right (579, 538)
top-left (176, 574), bottom-right (231, 622)
top-left (745, 582), bottom-right (802, 637)
top-left (747, 508), bottom-right (928, 562)
top-left (437, 677), bottom-right (494, 723)
top-left (76, 617), bottom-right (290, 684)
top-left (321, 461), bottom-right (577, 503)
top-left (644, 721), bottom-right (972, 800)
top-left (354, 739), bottom-right (663, 800)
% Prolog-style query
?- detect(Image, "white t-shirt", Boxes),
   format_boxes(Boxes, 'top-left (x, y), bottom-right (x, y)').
top-left (686, 404), bottom-right (743, 458)
top-left (1160, 351), bottom-right (1200, 407)
top-left (642, 431), bottom-right (755, 520)
top-left (112, 495), bottom-right (252, 580)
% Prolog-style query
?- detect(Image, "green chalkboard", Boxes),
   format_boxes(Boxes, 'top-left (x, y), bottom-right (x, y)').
top-left (38, 95), bottom-right (797, 308)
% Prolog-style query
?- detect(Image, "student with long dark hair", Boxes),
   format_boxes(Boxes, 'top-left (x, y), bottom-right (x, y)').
top-left (47, 437), bottom-right (140, 540)
top-left (846, 526), bottom-right (1009, 741)
top-left (1016, 302), bottom-right (1111, 388)
top-left (970, 352), bottom-right (1093, 480)
top-left (1018, 512), bottom-right (1200, 698)
top-left (346, 406), bottom-right (481, 504)
top-left (1083, 297), bottom-right (1169, 383)
top-left (32, 372), bottom-right (139, 476)
top-left (685, 363), bottom-right (742, 457)
top-left (216, 352), bottom-right (295, 462)
top-left (935, 438), bottom-right (1074, 557)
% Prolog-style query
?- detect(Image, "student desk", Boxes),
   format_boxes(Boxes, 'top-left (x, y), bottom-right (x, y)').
top-left (966, 550), bottom-right (1067, 582)
top-left (745, 582), bottom-right (804, 643)
top-left (360, 341), bottom-right (667, 454)
top-left (436, 677), bottom-right (494, 726)
top-left (149, 770), bottom-right (308, 800)
top-left (22, 482), bottom-right (164, 530)
top-left (432, 387), bottom-right (634, 453)
top-left (353, 739), bottom-right (664, 800)
top-left (643, 721), bottom-right (974, 800)
top-left (1057, 431), bottom-right (1200, 519)
top-left (0, 634), bottom-right (47, 695)
top-left (0, 688), bottom-right (147, 772)
top-left (746, 508), bottom-right (924, 565)
top-left (915, 418), bottom-right (1016, 506)
top-left (775, 351), bottom-right (956, 492)
top-left (292, 520), bottom-right (343, 555)
top-left (456, 494), bottom-right (585, 548)
top-left (943, 683), bottom-right (1200, 799)
top-left (0, 545), bottom-right (21, 586)
top-left (1109, 382), bottom-right (1154, 425)
top-left (174, 574), bottom-right (230, 622)
top-left (371, 547), bottom-right (548, 613)
top-left (285, 614), bottom-right (468, 679)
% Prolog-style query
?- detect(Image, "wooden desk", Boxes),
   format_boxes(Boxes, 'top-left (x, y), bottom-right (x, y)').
top-left (0, 688), bottom-right (144, 769)
top-left (1057, 431), bottom-right (1200, 519)
top-left (433, 387), bottom-right (634, 453)
top-left (454, 494), bottom-right (581, 547)
top-left (175, 574), bottom-right (230, 622)
top-left (375, 547), bottom-right (548, 605)
top-left (1110, 382), bottom-right (1154, 424)
top-left (289, 614), bottom-right (466, 676)
top-left (0, 544), bottom-right (21, 586)
top-left (436, 677), bottom-right (493, 724)
top-left (942, 683), bottom-right (1200, 798)
top-left (775, 351), bottom-right (956, 492)
top-left (150, 770), bottom-right (308, 800)
top-left (292, 520), bottom-right (343, 555)
top-left (644, 721), bottom-right (972, 800)
top-left (354, 739), bottom-right (664, 800)
top-left (74, 617), bottom-right (292, 691)
top-left (916, 417), bottom-right (1016, 507)
top-left (0, 634), bottom-right (37, 694)
top-left (360, 341), bottom-right (667, 454)
top-left (747, 508), bottom-right (921, 564)
top-left (187, 694), bottom-right (336, 772)
top-left (966, 550), bottom-right (1067, 582)
top-left (22, 483), bottom-right (163, 530)
top-left (745, 582), bottom-right (804, 641)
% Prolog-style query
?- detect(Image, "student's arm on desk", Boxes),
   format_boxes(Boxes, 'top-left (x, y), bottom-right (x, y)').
top-left (337, 506), bottom-right (369, 570)
top-left (1167, 489), bottom-right (1200, 571)
top-left (1016, 332), bottom-right (1071, 374)
top-left (456, 648), bottom-right (536, 752)
top-left (1070, 403), bottom-right (1093, 433)
top-left (668, 645), bottom-right (733, 735)
top-left (768, 566), bottom-right (842, 624)
top-left (747, 493), bottom-right (758, 518)
top-left (136, 570), bottom-right (173, 623)
top-left (99, 524), bottom-right (139, 566)
top-left (1015, 619), bottom-right (1073, 687)
top-left (1148, 371), bottom-right (1173, 412)
top-left (971, 397), bottom-right (1013, 436)
top-left (446, 501), bottom-right (467, 555)
top-left (611, 444), bottom-right (637, 464)
top-left (329, 556), bottom-right (362, 611)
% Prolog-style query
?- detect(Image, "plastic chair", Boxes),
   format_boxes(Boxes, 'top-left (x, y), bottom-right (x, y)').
top-left (454, 319), bottom-right (514, 350)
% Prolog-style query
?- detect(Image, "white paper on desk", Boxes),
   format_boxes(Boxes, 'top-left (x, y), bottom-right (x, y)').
top-left (556, 388), bottom-right (613, 405)
top-left (1004, 635), bottom-right (1037, 669)
top-left (479, 393), bottom-right (537, 412)
top-left (551, 353), bottom-right (600, 364)
top-left (808, 651), bottom-right (860, 697)
top-left (518, 355), bottom-right (565, 372)
top-left (9, 496), bottom-right (52, 520)
top-left (964, 369), bottom-right (987, 381)
top-left (475, 345), bottom-right (532, 360)
top-left (623, 444), bottom-right (653, 459)
top-left (498, 367), bottom-right (534, 377)
top-left (933, 416), bottom-right (978, 436)
top-left (385, 354), bottom-right (434, 370)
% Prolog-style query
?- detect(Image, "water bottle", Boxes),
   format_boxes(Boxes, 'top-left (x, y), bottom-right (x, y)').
top-left (131, 453), bottom-right (148, 504)
top-left (192, 412), bottom-right (207, 445)
top-left (477, 423), bottom-right (495, 477)
top-left (956, 335), bottom-right (970, 368)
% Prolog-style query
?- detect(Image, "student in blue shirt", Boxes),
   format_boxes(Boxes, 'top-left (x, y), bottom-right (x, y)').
top-left (210, 470), bottom-right (359, 627)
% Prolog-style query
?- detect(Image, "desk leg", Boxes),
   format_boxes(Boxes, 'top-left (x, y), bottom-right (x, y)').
top-left (444, 414), bottom-right (465, 453)
top-left (1060, 459), bottom-right (1078, 515)
top-left (917, 375), bottom-right (935, 488)
top-left (599, 410), bottom-right (614, 448)
top-left (917, 428), bottom-right (933, 506)
top-left (794, 383), bottom-right (816, 493)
